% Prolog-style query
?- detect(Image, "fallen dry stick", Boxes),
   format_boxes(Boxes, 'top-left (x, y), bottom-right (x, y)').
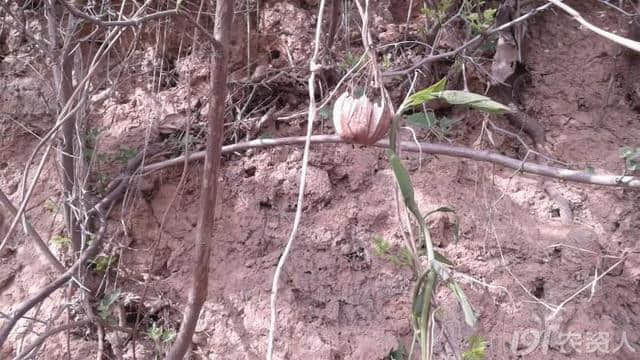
top-left (142, 135), bottom-right (640, 188)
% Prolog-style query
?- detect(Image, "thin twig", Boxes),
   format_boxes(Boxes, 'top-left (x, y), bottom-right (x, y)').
top-left (0, 189), bottom-right (65, 272)
top-left (14, 320), bottom-right (92, 360)
top-left (266, 0), bottom-right (327, 358)
top-left (547, 0), bottom-right (640, 52)
top-left (0, 219), bottom-right (107, 348)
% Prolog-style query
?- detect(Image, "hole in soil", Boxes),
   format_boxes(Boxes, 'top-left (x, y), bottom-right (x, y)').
top-left (259, 199), bottom-right (272, 209)
top-left (244, 166), bottom-right (256, 177)
top-left (0, 162), bottom-right (7, 170)
top-left (532, 277), bottom-right (546, 299)
top-left (550, 208), bottom-right (561, 218)
top-left (156, 56), bottom-right (178, 90)
top-left (270, 49), bottom-right (281, 60)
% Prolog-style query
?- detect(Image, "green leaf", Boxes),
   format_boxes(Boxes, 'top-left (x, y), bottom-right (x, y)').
top-left (434, 90), bottom-right (511, 113)
top-left (161, 328), bottom-right (177, 343)
top-left (317, 106), bottom-right (332, 120)
top-left (389, 151), bottom-right (416, 207)
top-left (420, 271), bottom-right (438, 360)
top-left (619, 146), bottom-right (634, 158)
top-left (424, 206), bottom-right (455, 217)
top-left (388, 342), bottom-right (406, 360)
top-left (98, 290), bottom-right (121, 320)
top-left (449, 280), bottom-right (476, 327)
top-left (372, 236), bottom-right (392, 256)
top-left (407, 78), bottom-right (447, 107)
top-left (434, 250), bottom-right (454, 266)
top-left (406, 112), bottom-right (437, 128)
top-left (483, 8), bottom-right (497, 21)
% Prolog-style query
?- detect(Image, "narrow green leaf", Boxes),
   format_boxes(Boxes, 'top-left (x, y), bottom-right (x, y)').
top-left (389, 151), bottom-right (416, 207)
top-left (407, 78), bottom-right (447, 107)
top-left (434, 250), bottom-right (454, 266)
top-left (420, 271), bottom-right (438, 360)
top-left (432, 90), bottom-right (511, 113)
top-left (424, 206), bottom-right (456, 218)
top-left (411, 272), bottom-right (430, 329)
top-left (434, 90), bottom-right (511, 113)
top-left (449, 280), bottom-right (476, 327)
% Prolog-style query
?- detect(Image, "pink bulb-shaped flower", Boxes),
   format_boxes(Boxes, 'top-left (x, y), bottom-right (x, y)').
top-left (332, 91), bottom-right (393, 145)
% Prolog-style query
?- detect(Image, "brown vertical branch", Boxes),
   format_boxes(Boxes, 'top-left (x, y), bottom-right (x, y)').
top-left (165, 0), bottom-right (234, 358)
top-left (45, 0), bottom-right (81, 253)
top-left (60, 48), bottom-right (81, 253)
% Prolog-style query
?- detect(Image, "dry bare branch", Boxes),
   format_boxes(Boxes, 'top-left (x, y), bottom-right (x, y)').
top-left (141, 135), bottom-right (640, 188)
top-left (165, 0), bottom-right (234, 358)
top-left (0, 219), bottom-right (107, 348)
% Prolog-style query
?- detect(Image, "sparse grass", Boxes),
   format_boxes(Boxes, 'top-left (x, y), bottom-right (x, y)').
top-left (462, 335), bottom-right (487, 360)
top-left (51, 234), bottom-right (71, 250)
top-left (372, 235), bottom-right (413, 268)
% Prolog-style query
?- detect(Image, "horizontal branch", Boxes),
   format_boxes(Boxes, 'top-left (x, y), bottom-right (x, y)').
top-left (142, 135), bottom-right (640, 188)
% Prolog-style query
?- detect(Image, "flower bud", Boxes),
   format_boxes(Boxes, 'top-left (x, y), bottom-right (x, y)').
top-left (332, 91), bottom-right (393, 145)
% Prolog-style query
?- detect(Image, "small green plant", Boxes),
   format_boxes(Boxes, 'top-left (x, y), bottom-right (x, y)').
top-left (420, 0), bottom-right (454, 23)
top-left (114, 147), bottom-right (138, 164)
top-left (340, 51), bottom-right (365, 72)
top-left (390, 77), bottom-right (508, 360)
top-left (147, 322), bottom-right (177, 354)
top-left (407, 112), bottom-right (457, 138)
top-left (114, 147), bottom-right (137, 165)
top-left (83, 127), bottom-right (103, 163)
top-left (317, 106), bottom-right (332, 120)
top-left (462, 335), bottom-right (487, 360)
top-left (462, 1), bottom-right (497, 35)
top-left (51, 235), bottom-right (71, 250)
top-left (386, 341), bottom-right (407, 360)
top-left (382, 53), bottom-right (393, 71)
top-left (98, 290), bottom-right (121, 320)
top-left (91, 254), bottom-right (118, 273)
top-left (95, 173), bottom-right (109, 192)
top-left (43, 199), bottom-right (58, 213)
top-left (620, 146), bottom-right (640, 172)
top-left (372, 235), bottom-right (412, 267)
